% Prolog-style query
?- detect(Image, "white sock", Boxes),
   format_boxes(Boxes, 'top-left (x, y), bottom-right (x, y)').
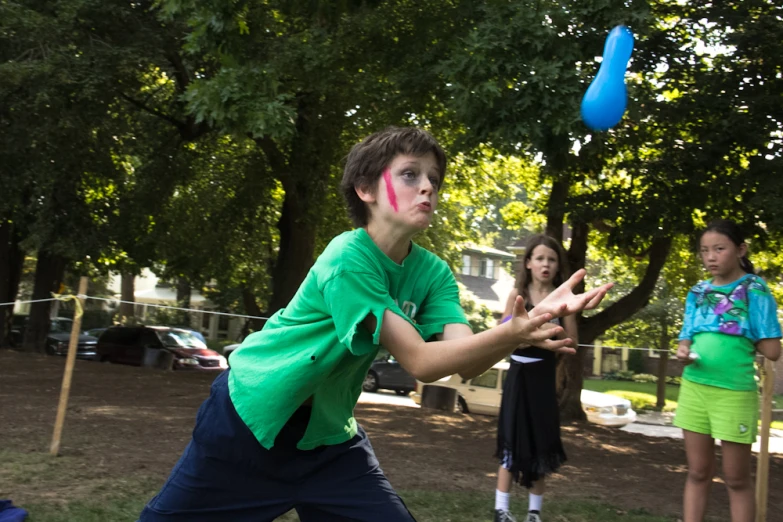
top-left (529, 492), bottom-right (543, 512)
top-left (495, 490), bottom-right (510, 511)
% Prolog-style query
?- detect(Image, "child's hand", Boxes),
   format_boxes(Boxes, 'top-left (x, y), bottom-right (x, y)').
top-left (676, 342), bottom-right (694, 364)
top-left (532, 269), bottom-right (613, 319)
top-left (509, 295), bottom-right (575, 354)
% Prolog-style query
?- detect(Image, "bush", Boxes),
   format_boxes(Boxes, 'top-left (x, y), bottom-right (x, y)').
top-left (633, 373), bottom-right (658, 383)
top-left (603, 370), bottom-right (635, 381)
top-left (666, 376), bottom-right (682, 385)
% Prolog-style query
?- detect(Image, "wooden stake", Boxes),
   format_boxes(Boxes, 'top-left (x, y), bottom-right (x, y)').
top-left (50, 276), bottom-right (88, 456)
top-left (755, 357), bottom-right (774, 522)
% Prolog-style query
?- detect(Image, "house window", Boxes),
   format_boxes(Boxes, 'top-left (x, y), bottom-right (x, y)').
top-left (480, 258), bottom-right (495, 279)
top-left (461, 254), bottom-right (471, 275)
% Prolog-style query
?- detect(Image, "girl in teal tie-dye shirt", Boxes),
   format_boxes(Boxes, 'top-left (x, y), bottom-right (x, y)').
top-left (675, 219), bottom-right (781, 522)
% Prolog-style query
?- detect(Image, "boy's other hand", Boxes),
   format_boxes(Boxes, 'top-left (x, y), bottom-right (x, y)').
top-left (532, 269), bottom-right (613, 319)
top-left (509, 295), bottom-right (575, 354)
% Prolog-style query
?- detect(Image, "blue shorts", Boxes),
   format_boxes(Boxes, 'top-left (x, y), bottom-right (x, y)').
top-left (139, 371), bottom-right (415, 521)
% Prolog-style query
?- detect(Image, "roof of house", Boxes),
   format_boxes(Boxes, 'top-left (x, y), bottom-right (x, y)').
top-left (461, 243), bottom-right (516, 259)
top-left (458, 273), bottom-right (515, 315)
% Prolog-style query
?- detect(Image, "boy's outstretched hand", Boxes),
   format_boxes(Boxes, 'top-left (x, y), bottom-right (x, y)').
top-left (507, 296), bottom-right (576, 354)
top-left (533, 269), bottom-right (612, 319)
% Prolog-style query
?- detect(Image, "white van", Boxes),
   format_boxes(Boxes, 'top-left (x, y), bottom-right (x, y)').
top-left (411, 361), bottom-right (637, 427)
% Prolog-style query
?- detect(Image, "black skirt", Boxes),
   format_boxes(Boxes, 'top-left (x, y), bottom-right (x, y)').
top-left (494, 357), bottom-right (567, 488)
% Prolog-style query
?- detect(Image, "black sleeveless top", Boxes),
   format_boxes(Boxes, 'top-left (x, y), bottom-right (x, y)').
top-left (511, 301), bottom-right (561, 361)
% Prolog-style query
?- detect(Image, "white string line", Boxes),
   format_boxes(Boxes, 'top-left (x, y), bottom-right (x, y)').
top-left (0, 297), bottom-right (59, 307)
top-left (577, 343), bottom-right (670, 353)
top-left (0, 295), bottom-right (271, 321)
top-left (0, 297), bottom-right (711, 353)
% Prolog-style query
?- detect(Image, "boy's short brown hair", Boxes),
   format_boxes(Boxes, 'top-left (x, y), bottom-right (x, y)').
top-left (341, 127), bottom-right (447, 227)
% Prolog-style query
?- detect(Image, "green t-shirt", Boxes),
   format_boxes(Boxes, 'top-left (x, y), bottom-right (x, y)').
top-left (684, 333), bottom-right (758, 391)
top-left (228, 228), bottom-right (470, 450)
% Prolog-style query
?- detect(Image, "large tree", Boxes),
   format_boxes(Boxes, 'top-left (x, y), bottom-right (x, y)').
top-left (440, 0), bottom-right (783, 418)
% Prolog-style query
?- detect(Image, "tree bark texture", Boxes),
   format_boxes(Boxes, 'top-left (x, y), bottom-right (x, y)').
top-left (0, 220), bottom-right (24, 347)
top-left (119, 272), bottom-right (135, 322)
top-left (22, 249), bottom-right (67, 353)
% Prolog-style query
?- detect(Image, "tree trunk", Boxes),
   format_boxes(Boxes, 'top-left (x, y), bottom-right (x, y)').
top-left (0, 220), bottom-right (24, 347)
top-left (22, 250), bottom-right (67, 353)
top-left (557, 349), bottom-right (588, 420)
top-left (267, 191), bottom-right (317, 314)
top-left (657, 351), bottom-right (670, 410)
top-left (545, 176), bottom-right (570, 243)
top-left (242, 287), bottom-right (266, 333)
top-left (557, 219), bottom-right (590, 420)
top-left (176, 277), bottom-right (191, 327)
top-left (556, 228), bottom-right (672, 420)
top-left (119, 272), bottom-right (135, 322)
top-left (656, 319), bottom-right (671, 409)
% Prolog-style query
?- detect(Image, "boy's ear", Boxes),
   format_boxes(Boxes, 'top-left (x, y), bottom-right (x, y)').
top-left (355, 182), bottom-right (377, 204)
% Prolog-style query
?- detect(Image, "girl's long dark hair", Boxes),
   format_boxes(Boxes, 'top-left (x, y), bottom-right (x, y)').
top-left (701, 219), bottom-right (755, 274)
top-left (515, 234), bottom-right (571, 302)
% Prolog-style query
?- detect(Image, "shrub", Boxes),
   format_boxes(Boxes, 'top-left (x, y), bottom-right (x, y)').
top-left (666, 376), bottom-right (682, 385)
top-left (603, 370), bottom-right (635, 381)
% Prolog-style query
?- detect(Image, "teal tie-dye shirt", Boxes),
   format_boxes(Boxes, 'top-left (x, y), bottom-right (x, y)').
top-left (679, 274), bottom-right (781, 390)
top-left (679, 274), bottom-right (781, 343)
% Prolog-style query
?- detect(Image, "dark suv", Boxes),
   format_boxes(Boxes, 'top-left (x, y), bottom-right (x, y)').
top-left (362, 354), bottom-right (416, 395)
top-left (10, 316), bottom-right (98, 359)
top-left (96, 325), bottom-right (227, 371)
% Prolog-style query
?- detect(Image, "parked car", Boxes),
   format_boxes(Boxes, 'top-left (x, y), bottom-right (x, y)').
top-left (222, 342), bottom-right (242, 359)
top-left (411, 361), bottom-right (637, 427)
top-left (10, 315), bottom-right (98, 360)
top-left (362, 354), bottom-right (417, 395)
top-left (86, 327), bottom-right (108, 339)
top-left (96, 326), bottom-right (227, 371)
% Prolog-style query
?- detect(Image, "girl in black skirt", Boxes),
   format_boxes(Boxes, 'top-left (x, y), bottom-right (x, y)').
top-left (493, 234), bottom-right (578, 522)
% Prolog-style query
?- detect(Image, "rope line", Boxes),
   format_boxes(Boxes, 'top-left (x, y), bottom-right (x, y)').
top-left (0, 295), bottom-right (270, 321)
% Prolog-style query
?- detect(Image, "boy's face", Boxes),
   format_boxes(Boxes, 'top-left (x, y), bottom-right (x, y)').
top-left (362, 152), bottom-right (440, 231)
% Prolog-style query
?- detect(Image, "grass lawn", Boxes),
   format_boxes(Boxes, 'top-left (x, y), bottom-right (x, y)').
top-left (583, 379), bottom-right (680, 412)
top-left (583, 380), bottom-right (783, 430)
top-left (19, 487), bottom-right (677, 522)
top-left (2, 448), bottom-right (678, 522)
top-left (1, 450), bottom-right (676, 522)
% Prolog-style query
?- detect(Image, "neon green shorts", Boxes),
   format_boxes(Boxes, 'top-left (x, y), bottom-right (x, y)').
top-left (674, 379), bottom-right (758, 444)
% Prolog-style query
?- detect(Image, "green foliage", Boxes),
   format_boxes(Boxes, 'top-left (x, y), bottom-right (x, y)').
top-left (603, 370), bottom-right (635, 381)
top-left (457, 283), bottom-right (495, 334)
top-left (627, 349), bottom-right (647, 374)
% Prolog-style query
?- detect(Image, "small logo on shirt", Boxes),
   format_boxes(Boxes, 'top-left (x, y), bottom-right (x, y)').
top-left (394, 299), bottom-right (418, 320)
top-left (739, 423), bottom-right (748, 434)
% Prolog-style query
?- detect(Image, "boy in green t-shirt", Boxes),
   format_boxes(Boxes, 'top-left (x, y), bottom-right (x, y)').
top-left (139, 127), bottom-right (612, 522)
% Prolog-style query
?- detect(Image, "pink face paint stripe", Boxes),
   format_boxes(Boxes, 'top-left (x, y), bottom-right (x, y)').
top-left (382, 168), bottom-right (398, 212)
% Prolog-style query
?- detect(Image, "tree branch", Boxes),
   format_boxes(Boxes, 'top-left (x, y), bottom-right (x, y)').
top-left (580, 236), bottom-right (673, 343)
top-left (120, 93), bottom-right (186, 130)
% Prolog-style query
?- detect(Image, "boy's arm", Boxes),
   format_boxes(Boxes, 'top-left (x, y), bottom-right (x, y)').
top-left (369, 298), bottom-right (569, 383)
top-left (378, 270), bottom-right (609, 381)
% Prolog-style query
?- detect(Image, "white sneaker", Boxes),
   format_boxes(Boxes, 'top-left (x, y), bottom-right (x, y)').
top-left (526, 513), bottom-right (542, 522)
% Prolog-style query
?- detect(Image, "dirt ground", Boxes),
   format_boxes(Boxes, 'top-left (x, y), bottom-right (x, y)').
top-left (1, 349), bottom-right (782, 521)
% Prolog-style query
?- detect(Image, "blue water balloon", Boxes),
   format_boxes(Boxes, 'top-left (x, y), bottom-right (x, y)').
top-left (581, 25), bottom-right (635, 131)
